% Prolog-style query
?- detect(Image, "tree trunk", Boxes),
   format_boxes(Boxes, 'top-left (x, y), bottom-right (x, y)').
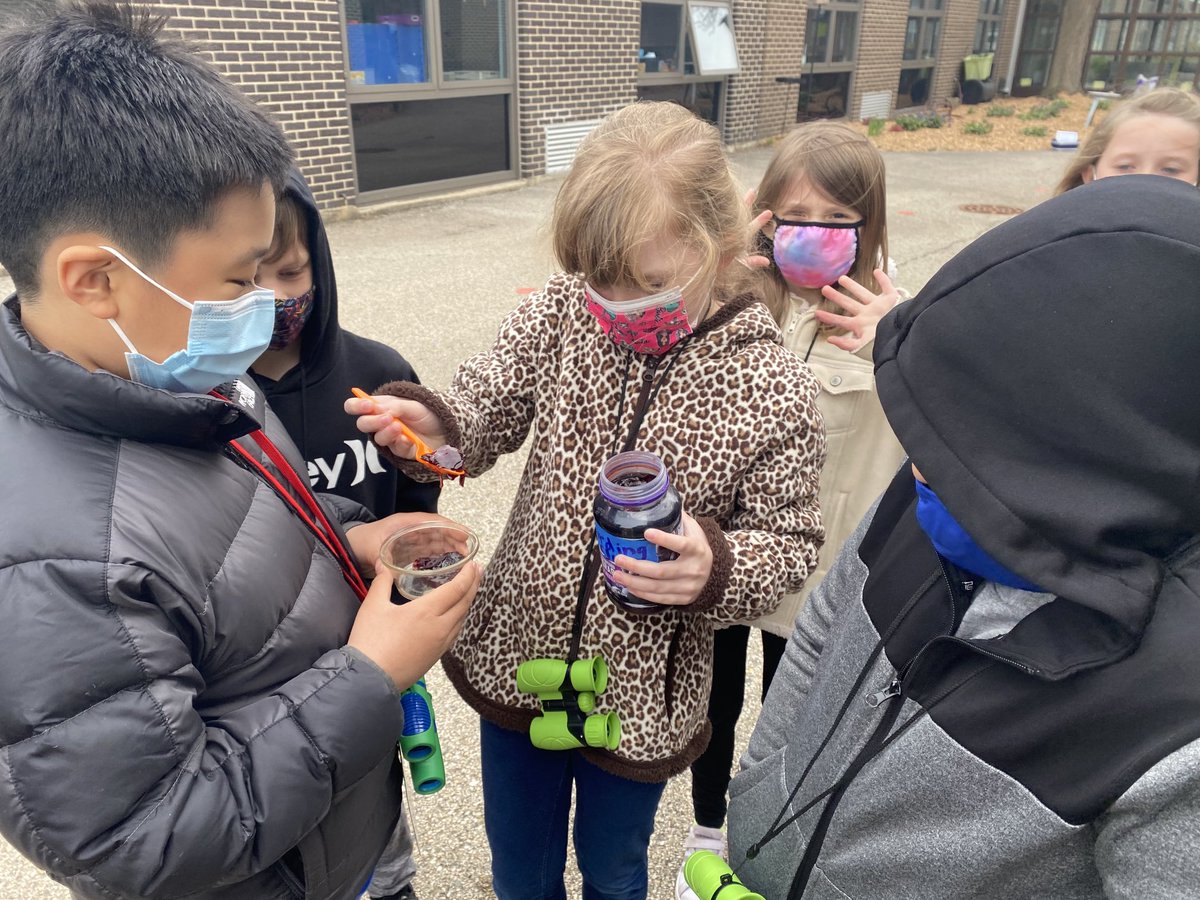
top-left (1046, 0), bottom-right (1100, 94)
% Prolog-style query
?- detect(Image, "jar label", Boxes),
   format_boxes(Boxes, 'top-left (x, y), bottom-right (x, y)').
top-left (595, 522), bottom-right (679, 598)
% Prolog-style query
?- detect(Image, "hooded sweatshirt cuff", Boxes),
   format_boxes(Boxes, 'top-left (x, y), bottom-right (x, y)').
top-left (372, 380), bottom-right (467, 482)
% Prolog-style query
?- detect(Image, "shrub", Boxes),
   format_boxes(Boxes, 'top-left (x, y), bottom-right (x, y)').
top-left (962, 120), bottom-right (994, 135)
top-left (986, 104), bottom-right (1016, 117)
top-left (1097, 98), bottom-right (1112, 111)
top-left (1022, 125), bottom-right (1048, 137)
top-left (1019, 103), bottom-right (1060, 120)
top-left (867, 117), bottom-right (885, 137)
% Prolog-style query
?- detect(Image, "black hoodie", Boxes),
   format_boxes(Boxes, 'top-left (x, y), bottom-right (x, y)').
top-left (728, 175), bottom-right (1200, 899)
top-left (254, 170), bottom-right (439, 518)
top-left (875, 173), bottom-right (1200, 665)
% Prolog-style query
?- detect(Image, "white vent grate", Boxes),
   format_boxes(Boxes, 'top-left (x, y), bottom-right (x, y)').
top-left (859, 91), bottom-right (891, 121)
top-left (544, 119), bottom-right (602, 174)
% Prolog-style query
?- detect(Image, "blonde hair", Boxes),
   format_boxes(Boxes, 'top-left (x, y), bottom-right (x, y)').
top-left (552, 102), bottom-right (752, 315)
top-left (753, 122), bottom-right (888, 325)
top-left (1056, 88), bottom-right (1200, 194)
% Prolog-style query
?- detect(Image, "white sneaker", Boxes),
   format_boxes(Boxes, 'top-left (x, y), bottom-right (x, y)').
top-left (675, 824), bottom-right (727, 899)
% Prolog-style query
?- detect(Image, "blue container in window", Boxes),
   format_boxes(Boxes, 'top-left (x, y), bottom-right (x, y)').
top-left (378, 14), bottom-right (426, 84)
top-left (346, 22), bottom-right (401, 84)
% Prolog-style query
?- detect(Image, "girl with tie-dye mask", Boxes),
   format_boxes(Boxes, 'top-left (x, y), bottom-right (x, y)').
top-left (680, 121), bottom-right (908, 895)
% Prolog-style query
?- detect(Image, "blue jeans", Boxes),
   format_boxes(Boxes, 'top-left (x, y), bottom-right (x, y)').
top-left (480, 718), bottom-right (667, 900)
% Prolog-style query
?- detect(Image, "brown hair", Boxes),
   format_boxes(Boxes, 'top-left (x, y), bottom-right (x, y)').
top-left (1055, 87), bottom-right (1200, 194)
top-left (262, 192), bottom-right (307, 265)
top-left (753, 121), bottom-right (888, 325)
top-left (552, 102), bottom-right (752, 318)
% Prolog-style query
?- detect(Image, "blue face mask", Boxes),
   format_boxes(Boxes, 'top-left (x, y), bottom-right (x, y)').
top-left (101, 245), bottom-right (275, 393)
top-left (913, 478), bottom-right (1043, 592)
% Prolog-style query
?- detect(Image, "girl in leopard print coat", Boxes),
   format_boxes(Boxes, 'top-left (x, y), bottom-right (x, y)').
top-left (349, 102), bottom-right (825, 899)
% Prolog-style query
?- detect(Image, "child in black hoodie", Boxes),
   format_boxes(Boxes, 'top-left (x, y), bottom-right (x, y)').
top-left (251, 169), bottom-right (433, 900)
top-left (252, 168), bottom-right (439, 520)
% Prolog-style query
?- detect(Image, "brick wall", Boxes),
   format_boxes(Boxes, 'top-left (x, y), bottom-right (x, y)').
top-left (932, 0), bottom-right (981, 103)
top-left (723, 0), bottom-right (769, 144)
top-left (851, 0), bottom-right (909, 118)
top-left (723, 0), bottom-right (807, 144)
top-left (152, 0), bottom-right (356, 211)
top-left (515, 1), bottom-right (639, 178)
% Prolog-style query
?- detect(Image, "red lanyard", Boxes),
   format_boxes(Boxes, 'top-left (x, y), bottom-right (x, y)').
top-left (225, 427), bottom-right (369, 602)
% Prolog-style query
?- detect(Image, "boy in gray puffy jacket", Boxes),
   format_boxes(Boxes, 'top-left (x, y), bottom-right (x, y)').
top-left (0, 3), bottom-right (477, 898)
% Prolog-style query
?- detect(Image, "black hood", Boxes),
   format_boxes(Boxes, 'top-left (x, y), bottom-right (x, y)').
top-left (875, 175), bottom-right (1200, 641)
top-left (272, 167), bottom-right (342, 390)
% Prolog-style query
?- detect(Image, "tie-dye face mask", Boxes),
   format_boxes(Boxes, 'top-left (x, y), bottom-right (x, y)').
top-left (584, 282), bottom-right (692, 356)
top-left (771, 218), bottom-right (862, 289)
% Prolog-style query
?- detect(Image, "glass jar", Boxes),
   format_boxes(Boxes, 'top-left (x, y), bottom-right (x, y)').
top-left (593, 451), bottom-right (682, 612)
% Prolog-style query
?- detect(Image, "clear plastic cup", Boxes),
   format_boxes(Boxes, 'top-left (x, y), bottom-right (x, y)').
top-left (379, 521), bottom-right (479, 600)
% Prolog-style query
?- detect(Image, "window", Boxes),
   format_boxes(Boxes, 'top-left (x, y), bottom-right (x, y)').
top-left (351, 95), bottom-right (509, 190)
top-left (688, 2), bottom-right (740, 75)
top-left (641, 2), bottom-right (685, 74)
top-left (793, 0), bottom-right (861, 121)
top-left (899, 0), bottom-right (942, 105)
top-left (346, 1), bottom-right (429, 85)
top-left (637, 81), bottom-right (723, 124)
top-left (904, 14), bottom-right (943, 61)
top-left (1084, 0), bottom-right (1200, 90)
top-left (974, 0), bottom-right (1004, 53)
top-left (439, 0), bottom-right (507, 81)
top-left (897, 65), bottom-right (935, 106)
top-left (342, 0), bottom-right (517, 197)
top-left (1012, 0), bottom-right (1061, 94)
top-left (638, 1), bottom-right (737, 127)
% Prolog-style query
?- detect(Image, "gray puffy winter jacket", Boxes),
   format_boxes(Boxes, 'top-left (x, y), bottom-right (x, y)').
top-left (0, 297), bottom-right (404, 899)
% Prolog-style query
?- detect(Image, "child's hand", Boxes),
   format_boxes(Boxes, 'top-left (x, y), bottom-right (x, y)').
top-left (612, 513), bottom-right (713, 606)
top-left (348, 560), bottom-right (481, 691)
top-left (739, 188), bottom-right (773, 271)
top-left (814, 268), bottom-right (901, 352)
top-left (346, 512), bottom-right (456, 570)
top-left (345, 394), bottom-right (448, 460)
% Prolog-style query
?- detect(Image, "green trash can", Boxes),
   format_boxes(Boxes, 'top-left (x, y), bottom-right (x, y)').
top-left (963, 53), bottom-right (995, 82)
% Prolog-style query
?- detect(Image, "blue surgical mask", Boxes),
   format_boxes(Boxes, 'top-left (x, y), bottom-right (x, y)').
top-left (913, 478), bottom-right (1043, 592)
top-left (101, 245), bottom-right (275, 393)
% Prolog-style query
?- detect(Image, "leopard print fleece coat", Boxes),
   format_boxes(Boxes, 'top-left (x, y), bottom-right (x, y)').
top-left (378, 273), bottom-right (825, 782)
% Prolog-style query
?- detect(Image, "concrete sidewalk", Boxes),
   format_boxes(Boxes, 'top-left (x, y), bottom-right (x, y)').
top-left (0, 148), bottom-right (1067, 899)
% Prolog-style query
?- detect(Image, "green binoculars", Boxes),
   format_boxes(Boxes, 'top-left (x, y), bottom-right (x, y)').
top-left (683, 851), bottom-right (765, 900)
top-left (515, 656), bottom-right (621, 752)
top-left (398, 679), bottom-right (445, 795)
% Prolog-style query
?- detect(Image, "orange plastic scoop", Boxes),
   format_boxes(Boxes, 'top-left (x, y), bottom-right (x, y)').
top-left (351, 387), bottom-right (467, 484)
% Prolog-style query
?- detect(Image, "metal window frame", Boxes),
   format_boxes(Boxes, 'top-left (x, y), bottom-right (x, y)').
top-left (805, 0), bottom-right (864, 68)
top-left (901, 13), bottom-right (945, 68)
top-left (637, 0), bottom-right (734, 128)
top-left (687, 0), bottom-right (742, 76)
top-left (973, 0), bottom-right (1005, 54)
top-left (338, 0), bottom-right (520, 201)
top-left (1083, 2), bottom-right (1200, 90)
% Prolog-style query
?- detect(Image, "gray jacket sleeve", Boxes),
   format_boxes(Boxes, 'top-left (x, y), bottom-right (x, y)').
top-left (318, 491), bottom-right (375, 529)
top-left (742, 504), bottom-right (879, 769)
top-left (1094, 736), bottom-right (1200, 898)
top-left (0, 559), bottom-right (402, 899)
